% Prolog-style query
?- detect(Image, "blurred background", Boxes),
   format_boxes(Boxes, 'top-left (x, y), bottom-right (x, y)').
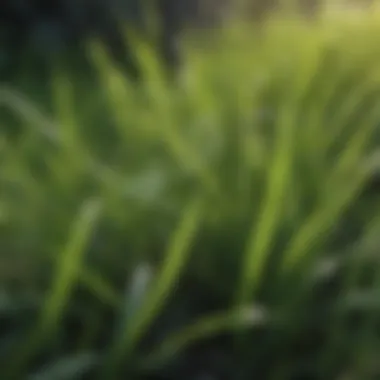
top-left (1, 1), bottom-right (380, 379)
top-left (1, 0), bottom-right (368, 78)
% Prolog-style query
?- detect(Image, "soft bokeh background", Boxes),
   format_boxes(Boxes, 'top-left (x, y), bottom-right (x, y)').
top-left (1, 1), bottom-right (380, 379)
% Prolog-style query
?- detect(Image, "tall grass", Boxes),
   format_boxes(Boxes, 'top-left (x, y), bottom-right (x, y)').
top-left (1, 10), bottom-right (380, 379)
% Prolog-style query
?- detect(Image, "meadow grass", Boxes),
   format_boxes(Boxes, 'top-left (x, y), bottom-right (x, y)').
top-left (1, 10), bottom-right (380, 379)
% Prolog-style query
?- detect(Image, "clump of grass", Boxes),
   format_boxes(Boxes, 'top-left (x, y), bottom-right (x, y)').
top-left (1, 10), bottom-right (380, 379)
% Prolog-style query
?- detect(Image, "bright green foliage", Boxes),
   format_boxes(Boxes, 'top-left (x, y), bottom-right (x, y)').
top-left (1, 10), bottom-right (380, 379)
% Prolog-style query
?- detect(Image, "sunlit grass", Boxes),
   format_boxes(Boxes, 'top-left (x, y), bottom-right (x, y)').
top-left (1, 10), bottom-right (380, 379)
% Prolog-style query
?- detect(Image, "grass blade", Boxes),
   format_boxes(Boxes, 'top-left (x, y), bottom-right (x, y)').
top-left (142, 305), bottom-right (268, 371)
top-left (5, 198), bottom-right (102, 378)
top-left (238, 101), bottom-right (297, 305)
top-left (282, 105), bottom-right (380, 273)
top-left (100, 195), bottom-right (203, 378)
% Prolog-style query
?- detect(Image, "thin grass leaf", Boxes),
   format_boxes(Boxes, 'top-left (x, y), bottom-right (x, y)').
top-left (322, 105), bottom-right (380, 199)
top-left (282, 104), bottom-right (380, 273)
top-left (88, 42), bottom-right (142, 142)
top-left (51, 68), bottom-right (80, 148)
top-left (79, 268), bottom-right (120, 307)
top-left (37, 251), bottom-right (120, 308)
top-left (0, 86), bottom-right (126, 195)
top-left (0, 86), bottom-right (60, 144)
top-left (319, 213), bottom-right (380, 375)
top-left (141, 305), bottom-right (268, 371)
top-left (100, 195), bottom-right (203, 378)
top-left (109, 262), bottom-right (154, 351)
top-left (39, 198), bottom-right (102, 328)
top-left (4, 198), bottom-right (102, 379)
top-left (158, 122), bottom-right (220, 196)
top-left (324, 68), bottom-right (380, 149)
top-left (281, 169), bottom-right (368, 276)
top-left (238, 101), bottom-right (297, 305)
top-left (333, 215), bottom-right (380, 375)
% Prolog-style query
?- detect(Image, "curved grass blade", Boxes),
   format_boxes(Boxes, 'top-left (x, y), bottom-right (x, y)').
top-left (100, 195), bottom-right (203, 379)
top-left (281, 104), bottom-right (380, 273)
top-left (141, 305), bottom-right (268, 371)
top-left (324, 68), bottom-right (380, 149)
top-left (0, 86), bottom-right (60, 145)
top-left (237, 100), bottom-right (297, 307)
top-left (79, 267), bottom-right (120, 307)
top-left (5, 198), bottom-right (102, 379)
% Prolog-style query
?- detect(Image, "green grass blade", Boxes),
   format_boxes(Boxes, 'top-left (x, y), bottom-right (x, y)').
top-left (51, 68), bottom-right (80, 148)
top-left (100, 195), bottom-right (203, 378)
top-left (79, 267), bottom-right (120, 307)
top-left (281, 105), bottom-right (380, 274)
top-left (0, 86), bottom-right (60, 145)
top-left (39, 198), bottom-right (102, 328)
top-left (324, 69), bottom-right (380, 149)
top-left (238, 102), bottom-right (297, 305)
top-left (142, 305), bottom-right (268, 371)
top-left (319, 213), bottom-right (380, 376)
top-left (5, 198), bottom-right (102, 378)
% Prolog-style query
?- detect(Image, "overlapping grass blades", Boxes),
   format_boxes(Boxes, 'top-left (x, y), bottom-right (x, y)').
top-left (5, 199), bottom-right (102, 379)
top-left (1, 10), bottom-right (380, 378)
top-left (100, 196), bottom-right (203, 378)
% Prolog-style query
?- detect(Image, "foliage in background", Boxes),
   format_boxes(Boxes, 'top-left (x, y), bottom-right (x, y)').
top-left (1, 9), bottom-right (380, 380)
top-left (2, 0), bottom-right (374, 82)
